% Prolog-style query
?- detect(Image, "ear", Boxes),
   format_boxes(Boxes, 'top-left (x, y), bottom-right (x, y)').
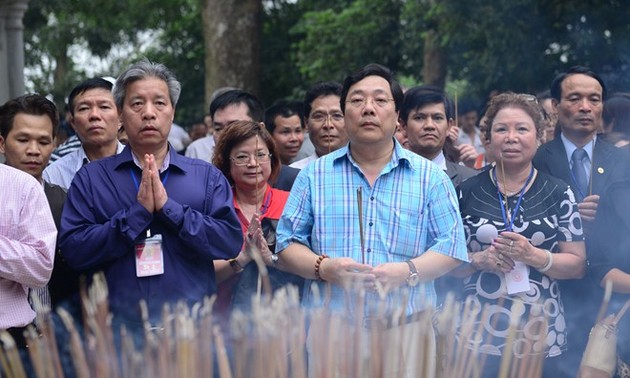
top-left (0, 136), bottom-right (5, 154)
top-left (551, 98), bottom-right (559, 113)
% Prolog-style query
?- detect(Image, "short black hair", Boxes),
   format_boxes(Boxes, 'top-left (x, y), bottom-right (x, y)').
top-left (340, 63), bottom-right (403, 113)
top-left (209, 89), bottom-right (264, 123)
top-left (264, 100), bottom-right (304, 134)
top-left (550, 66), bottom-right (607, 102)
top-left (304, 81), bottom-right (342, 118)
top-left (400, 85), bottom-right (454, 123)
top-left (0, 94), bottom-right (60, 139)
top-left (68, 77), bottom-right (114, 115)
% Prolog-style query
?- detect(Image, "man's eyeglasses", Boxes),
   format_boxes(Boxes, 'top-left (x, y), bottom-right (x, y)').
top-left (345, 97), bottom-right (395, 109)
top-left (230, 152), bottom-right (272, 166)
top-left (310, 112), bottom-right (344, 124)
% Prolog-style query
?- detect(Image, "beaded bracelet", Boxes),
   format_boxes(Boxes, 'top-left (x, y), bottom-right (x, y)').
top-left (314, 254), bottom-right (329, 281)
top-left (537, 249), bottom-right (554, 273)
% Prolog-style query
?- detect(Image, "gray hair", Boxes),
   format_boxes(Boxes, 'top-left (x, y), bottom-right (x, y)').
top-left (113, 58), bottom-right (181, 109)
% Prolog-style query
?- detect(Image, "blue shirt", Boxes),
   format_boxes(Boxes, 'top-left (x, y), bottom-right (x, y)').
top-left (59, 145), bottom-right (242, 322)
top-left (276, 140), bottom-right (468, 315)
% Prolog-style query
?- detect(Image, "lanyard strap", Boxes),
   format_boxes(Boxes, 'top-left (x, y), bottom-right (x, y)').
top-left (493, 166), bottom-right (534, 231)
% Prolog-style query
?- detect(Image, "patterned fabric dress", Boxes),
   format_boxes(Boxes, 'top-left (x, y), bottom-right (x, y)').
top-left (457, 168), bottom-right (583, 358)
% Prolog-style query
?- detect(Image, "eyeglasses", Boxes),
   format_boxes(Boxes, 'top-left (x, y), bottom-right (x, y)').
top-left (345, 97), bottom-right (395, 109)
top-left (517, 93), bottom-right (538, 104)
top-left (310, 112), bottom-right (344, 124)
top-left (230, 152), bottom-right (272, 166)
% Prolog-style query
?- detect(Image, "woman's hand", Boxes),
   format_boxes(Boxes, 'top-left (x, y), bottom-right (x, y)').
top-left (470, 245), bottom-right (515, 273)
top-left (494, 231), bottom-right (543, 268)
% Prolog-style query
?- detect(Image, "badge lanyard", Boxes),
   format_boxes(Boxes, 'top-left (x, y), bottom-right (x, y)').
top-left (493, 166), bottom-right (534, 231)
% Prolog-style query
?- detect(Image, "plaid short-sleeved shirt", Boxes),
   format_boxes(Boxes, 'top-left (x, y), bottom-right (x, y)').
top-left (276, 140), bottom-right (468, 314)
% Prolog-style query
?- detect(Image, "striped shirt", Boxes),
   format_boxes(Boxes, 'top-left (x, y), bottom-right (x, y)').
top-left (0, 165), bottom-right (56, 329)
top-left (276, 140), bottom-right (468, 315)
top-left (43, 142), bottom-right (125, 190)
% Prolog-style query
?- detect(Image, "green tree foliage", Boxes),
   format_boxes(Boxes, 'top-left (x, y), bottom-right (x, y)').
top-left (23, 0), bottom-right (630, 121)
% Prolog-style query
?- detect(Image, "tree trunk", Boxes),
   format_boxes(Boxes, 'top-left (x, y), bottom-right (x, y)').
top-left (422, 28), bottom-right (447, 88)
top-left (200, 0), bottom-right (262, 109)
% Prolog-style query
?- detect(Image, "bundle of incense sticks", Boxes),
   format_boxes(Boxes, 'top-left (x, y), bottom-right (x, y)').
top-left (1, 273), bottom-right (555, 378)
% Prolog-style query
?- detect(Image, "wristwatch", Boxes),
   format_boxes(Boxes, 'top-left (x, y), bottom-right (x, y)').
top-left (406, 260), bottom-right (420, 287)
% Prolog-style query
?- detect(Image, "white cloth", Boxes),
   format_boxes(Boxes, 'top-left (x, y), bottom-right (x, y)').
top-left (289, 153), bottom-right (318, 169)
top-left (185, 135), bottom-right (215, 161)
top-left (292, 133), bottom-right (315, 163)
top-left (43, 142), bottom-right (125, 190)
top-left (168, 123), bottom-right (191, 152)
top-left (0, 164), bottom-right (56, 329)
top-left (431, 151), bottom-right (448, 171)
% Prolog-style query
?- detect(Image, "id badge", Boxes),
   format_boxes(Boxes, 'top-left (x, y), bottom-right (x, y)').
top-left (135, 232), bottom-right (164, 277)
top-left (505, 261), bottom-right (531, 295)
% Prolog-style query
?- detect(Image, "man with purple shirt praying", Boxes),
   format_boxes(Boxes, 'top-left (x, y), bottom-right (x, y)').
top-left (59, 59), bottom-right (242, 328)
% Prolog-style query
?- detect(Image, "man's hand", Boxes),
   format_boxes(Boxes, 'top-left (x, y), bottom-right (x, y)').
top-left (318, 257), bottom-right (375, 289)
top-left (137, 154), bottom-right (155, 213)
top-left (147, 154), bottom-right (168, 211)
top-left (371, 262), bottom-right (409, 291)
top-left (448, 126), bottom-right (460, 143)
top-left (456, 143), bottom-right (479, 168)
top-left (578, 194), bottom-right (599, 224)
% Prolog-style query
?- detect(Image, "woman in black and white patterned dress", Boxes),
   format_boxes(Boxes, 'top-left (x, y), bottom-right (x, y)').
top-left (455, 93), bottom-right (586, 376)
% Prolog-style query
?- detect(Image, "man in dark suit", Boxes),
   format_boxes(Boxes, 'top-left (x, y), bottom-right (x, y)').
top-left (533, 66), bottom-right (630, 376)
top-left (400, 85), bottom-right (477, 188)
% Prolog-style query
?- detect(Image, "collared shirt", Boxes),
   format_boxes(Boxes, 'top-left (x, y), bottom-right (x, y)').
top-left (276, 140), bottom-right (468, 315)
top-left (43, 142), bottom-right (125, 190)
top-left (289, 153), bottom-right (318, 169)
top-left (49, 134), bottom-right (82, 163)
top-left (431, 151), bottom-right (448, 171)
top-left (0, 164), bottom-right (56, 329)
top-left (59, 145), bottom-right (242, 323)
top-left (560, 133), bottom-right (596, 181)
top-left (185, 135), bottom-right (215, 161)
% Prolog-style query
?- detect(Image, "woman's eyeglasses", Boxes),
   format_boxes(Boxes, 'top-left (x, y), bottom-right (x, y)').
top-left (230, 152), bottom-right (272, 166)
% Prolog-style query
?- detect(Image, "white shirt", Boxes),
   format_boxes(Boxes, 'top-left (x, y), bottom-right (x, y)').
top-left (43, 142), bottom-right (125, 190)
top-left (457, 130), bottom-right (485, 154)
top-left (431, 151), bottom-right (448, 171)
top-left (0, 164), bottom-right (56, 329)
top-left (290, 153), bottom-right (318, 169)
top-left (168, 123), bottom-right (191, 152)
top-left (185, 135), bottom-right (215, 161)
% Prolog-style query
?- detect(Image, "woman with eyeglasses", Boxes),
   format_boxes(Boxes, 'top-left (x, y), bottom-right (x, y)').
top-left (212, 120), bottom-right (303, 313)
top-left (453, 93), bottom-right (586, 375)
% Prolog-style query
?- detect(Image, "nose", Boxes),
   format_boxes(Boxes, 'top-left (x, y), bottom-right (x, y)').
top-left (246, 154), bottom-right (260, 167)
top-left (143, 102), bottom-right (157, 119)
top-left (26, 140), bottom-right (41, 155)
top-left (578, 98), bottom-right (592, 112)
top-left (88, 106), bottom-right (103, 120)
top-left (361, 98), bottom-right (377, 115)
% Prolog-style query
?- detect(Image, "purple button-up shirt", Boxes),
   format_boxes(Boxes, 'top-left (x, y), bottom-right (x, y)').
top-left (59, 146), bottom-right (242, 322)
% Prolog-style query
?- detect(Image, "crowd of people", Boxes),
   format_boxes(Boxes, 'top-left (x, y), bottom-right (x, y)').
top-left (2, 59), bottom-right (630, 377)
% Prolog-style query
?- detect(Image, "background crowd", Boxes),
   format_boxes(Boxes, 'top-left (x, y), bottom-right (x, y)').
top-left (2, 60), bottom-right (630, 377)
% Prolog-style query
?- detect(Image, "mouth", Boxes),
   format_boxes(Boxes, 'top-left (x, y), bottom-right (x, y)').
top-left (576, 117), bottom-right (593, 125)
top-left (23, 161), bottom-right (41, 168)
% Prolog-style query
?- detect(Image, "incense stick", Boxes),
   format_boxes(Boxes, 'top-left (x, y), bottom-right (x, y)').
top-left (357, 187), bottom-right (365, 264)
